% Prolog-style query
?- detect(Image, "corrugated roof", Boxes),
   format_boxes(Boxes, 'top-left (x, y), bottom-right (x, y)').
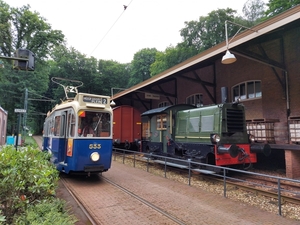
top-left (113, 5), bottom-right (300, 100)
top-left (141, 104), bottom-right (195, 116)
top-left (141, 106), bottom-right (170, 116)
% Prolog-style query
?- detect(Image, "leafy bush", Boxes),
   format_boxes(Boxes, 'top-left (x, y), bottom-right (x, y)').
top-left (0, 145), bottom-right (62, 224)
top-left (0, 210), bottom-right (5, 224)
top-left (14, 198), bottom-right (77, 225)
top-left (23, 136), bottom-right (39, 148)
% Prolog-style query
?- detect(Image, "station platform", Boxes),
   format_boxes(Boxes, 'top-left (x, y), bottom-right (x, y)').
top-left (63, 161), bottom-right (299, 225)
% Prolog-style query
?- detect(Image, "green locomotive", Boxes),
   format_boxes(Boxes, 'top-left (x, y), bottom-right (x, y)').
top-left (141, 102), bottom-right (270, 170)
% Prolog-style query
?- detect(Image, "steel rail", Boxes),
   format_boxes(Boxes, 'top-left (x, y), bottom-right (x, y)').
top-left (101, 176), bottom-right (187, 225)
top-left (60, 176), bottom-right (98, 225)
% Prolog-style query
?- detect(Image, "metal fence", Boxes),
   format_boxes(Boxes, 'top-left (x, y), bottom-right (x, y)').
top-left (112, 148), bottom-right (300, 216)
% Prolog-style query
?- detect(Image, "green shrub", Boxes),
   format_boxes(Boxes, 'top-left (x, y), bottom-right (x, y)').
top-left (14, 198), bottom-right (77, 225)
top-left (0, 145), bottom-right (59, 224)
top-left (23, 136), bottom-right (39, 148)
top-left (0, 210), bottom-right (5, 224)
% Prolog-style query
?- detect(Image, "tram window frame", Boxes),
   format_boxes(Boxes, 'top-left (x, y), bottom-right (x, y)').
top-left (54, 116), bottom-right (61, 136)
top-left (44, 121), bottom-right (49, 136)
top-left (78, 111), bottom-right (112, 137)
top-left (50, 118), bottom-right (54, 136)
top-left (60, 114), bottom-right (66, 137)
top-left (65, 110), bottom-right (75, 138)
top-left (68, 113), bottom-right (76, 137)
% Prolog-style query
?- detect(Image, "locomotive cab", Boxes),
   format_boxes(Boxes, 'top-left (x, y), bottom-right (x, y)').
top-left (141, 104), bottom-right (196, 155)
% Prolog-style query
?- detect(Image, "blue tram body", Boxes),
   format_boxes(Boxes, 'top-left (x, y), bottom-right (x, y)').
top-left (43, 90), bottom-right (113, 175)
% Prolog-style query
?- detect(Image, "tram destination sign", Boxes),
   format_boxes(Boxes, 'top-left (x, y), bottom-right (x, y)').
top-left (14, 108), bottom-right (26, 113)
top-left (83, 96), bottom-right (107, 104)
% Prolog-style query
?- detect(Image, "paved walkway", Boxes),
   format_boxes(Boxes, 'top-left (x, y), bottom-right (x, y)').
top-left (64, 161), bottom-right (299, 225)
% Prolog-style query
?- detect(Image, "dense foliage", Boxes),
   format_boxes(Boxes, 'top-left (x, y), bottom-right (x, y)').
top-left (0, 145), bottom-right (76, 224)
top-left (0, 0), bottom-right (297, 134)
top-left (128, 48), bottom-right (158, 86)
top-left (265, 0), bottom-right (300, 17)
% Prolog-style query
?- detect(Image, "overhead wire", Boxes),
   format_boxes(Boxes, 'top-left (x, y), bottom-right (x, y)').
top-left (89, 0), bottom-right (134, 56)
top-left (27, 90), bottom-right (55, 101)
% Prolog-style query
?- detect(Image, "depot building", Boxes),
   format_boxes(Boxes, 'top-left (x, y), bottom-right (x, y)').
top-left (112, 6), bottom-right (300, 179)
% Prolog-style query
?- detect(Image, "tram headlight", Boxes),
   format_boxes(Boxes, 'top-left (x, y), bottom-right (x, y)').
top-left (90, 152), bottom-right (100, 162)
top-left (210, 134), bottom-right (220, 144)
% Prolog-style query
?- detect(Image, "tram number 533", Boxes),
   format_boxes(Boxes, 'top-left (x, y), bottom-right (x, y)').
top-left (89, 144), bottom-right (101, 149)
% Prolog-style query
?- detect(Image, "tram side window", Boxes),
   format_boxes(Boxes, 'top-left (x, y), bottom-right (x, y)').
top-left (43, 121), bottom-right (48, 136)
top-left (54, 116), bottom-right (61, 136)
top-left (68, 113), bottom-right (75, 137)
top-left (98, 113), bottom-right (111, 137)
top-left (49, 118), bottom-right (54, 136)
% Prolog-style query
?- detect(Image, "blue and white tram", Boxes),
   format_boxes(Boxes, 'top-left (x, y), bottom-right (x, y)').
top-left (43, 92), bottom-right (113, 175)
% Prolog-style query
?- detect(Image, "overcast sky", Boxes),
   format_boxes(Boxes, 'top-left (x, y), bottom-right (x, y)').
top-left (6, 0), bottom-right (267, 63)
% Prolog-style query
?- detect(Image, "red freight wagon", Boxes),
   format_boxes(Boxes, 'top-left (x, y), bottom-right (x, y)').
top-left (113, 105), bottom-right (141, 150)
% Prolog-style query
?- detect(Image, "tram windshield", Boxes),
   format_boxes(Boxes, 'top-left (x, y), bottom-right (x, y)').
top-left (78, 111), bottom-right (111, 137)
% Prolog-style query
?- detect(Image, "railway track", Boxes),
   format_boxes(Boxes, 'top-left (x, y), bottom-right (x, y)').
top-left (57, 155), bottom-right (300, 224)
top-left (60, 173), bottom-right (187, 224)
top-left (224, 173), bottom-right (300, 205)
top-left (60, 175), bottom-right (98, 225)
top-left (57, 150), bottom-right (300, 223)
top-left (112, 152), bottom-right (300, 209)
top-left (101, 176), bottom-right (186, 225)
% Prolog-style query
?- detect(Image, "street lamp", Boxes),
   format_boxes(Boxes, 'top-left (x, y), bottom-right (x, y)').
top-left (222, 20), bottom-right (257, 64)
top-left (110, 87), bottom-right (128, 107)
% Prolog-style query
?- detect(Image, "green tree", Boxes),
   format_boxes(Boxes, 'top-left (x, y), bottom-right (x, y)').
top-left (48, 46), bottom-right (100, 103)
top-left (49, 46), bottom-right (130, 102)
top-left (2, 3), bottom-right (64, 58)
top-left (179, 8), bottom-right (240, 52)
top-left (98, 59), bottom-right (131, 96)
top-left (150, 45), bottom-right (197, 76)
top-left (0, 1), bottom-right (11, 56)
top-left (151, 7), bottom-right (260, 77)
top-left (265, 0), bottom-right (300, 17)
top-left (0, 1), bottom-right (65, 133)
top-left (0, 64), bottom-right (50, 134)
top-left (128, 48), bottom-right (158, 87)
top-left (242, 0), bottom-right (266, 25)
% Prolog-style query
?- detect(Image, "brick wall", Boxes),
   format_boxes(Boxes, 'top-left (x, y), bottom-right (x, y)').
top-left (285, 150), bottom-right (300, 179)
